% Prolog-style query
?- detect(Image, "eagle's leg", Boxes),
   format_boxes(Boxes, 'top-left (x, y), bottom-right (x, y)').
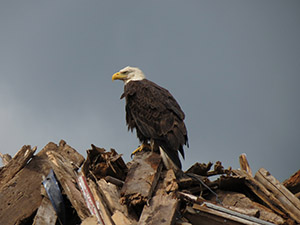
top-left (131, 142), bottom-right (151, 157)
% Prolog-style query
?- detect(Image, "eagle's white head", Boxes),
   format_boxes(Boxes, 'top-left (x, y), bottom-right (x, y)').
top-left (112, 66), bottom-right (145, 84)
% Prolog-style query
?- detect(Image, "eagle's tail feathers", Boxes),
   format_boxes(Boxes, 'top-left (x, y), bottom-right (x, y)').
top-left (159, 146), bottom-right (182, 172)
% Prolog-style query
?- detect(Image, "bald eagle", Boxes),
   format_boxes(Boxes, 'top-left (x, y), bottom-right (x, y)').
top-left (112, 66), bottom-right (188, 170)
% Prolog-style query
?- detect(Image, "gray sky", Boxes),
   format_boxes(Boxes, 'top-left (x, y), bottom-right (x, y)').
top-left (0, 1), bottom-right (299, 181)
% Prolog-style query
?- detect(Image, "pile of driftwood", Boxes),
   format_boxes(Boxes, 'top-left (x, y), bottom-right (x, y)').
top-left (0, 140), bottom-right (300, 225)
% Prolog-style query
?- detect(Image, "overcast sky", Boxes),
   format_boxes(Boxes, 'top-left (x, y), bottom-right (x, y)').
top-left (0, 1), bottom-right (299, 181)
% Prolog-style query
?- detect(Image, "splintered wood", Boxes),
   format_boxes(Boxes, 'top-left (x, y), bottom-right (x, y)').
top-left (138, 170), bottom-right (179, 225)
top-left (120, 151), bottom-right (163, 209)
top-left (0, 142), bottom-right (299, 225)
top-left (255, 168), bottom-right (300, 223)
top-left (82, 144), bottom-right (127, 181)
top-left (0, 143), bottom-right (56, 225)
top-left (0, 145), bottom-right (36, 187)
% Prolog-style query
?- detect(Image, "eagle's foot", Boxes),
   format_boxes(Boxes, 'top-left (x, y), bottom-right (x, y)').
top-left (131, 143), bottom-right (151, 158)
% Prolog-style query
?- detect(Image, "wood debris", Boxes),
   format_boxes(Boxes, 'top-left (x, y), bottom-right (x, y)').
top-left (283, 170), bottom-right (300, 198)
top-left (0, 140), bottom-right (299, 225)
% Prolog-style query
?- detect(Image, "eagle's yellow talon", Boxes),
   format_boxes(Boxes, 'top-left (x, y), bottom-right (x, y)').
top-left (131, 143), bottom-right (151, 158)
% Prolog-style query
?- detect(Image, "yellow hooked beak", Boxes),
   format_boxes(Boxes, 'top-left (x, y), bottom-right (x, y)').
top-left (112, 72), bottom-right (128, 81)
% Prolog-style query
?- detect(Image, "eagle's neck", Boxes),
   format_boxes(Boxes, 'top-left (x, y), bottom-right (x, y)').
top-left (125, 77), bottom-right (145, 84)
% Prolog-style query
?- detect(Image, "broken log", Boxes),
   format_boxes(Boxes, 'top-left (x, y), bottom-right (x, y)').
top-left (0, 145), bottom-right (36, 188)
top-left (255, 168), bottom-right (300, 223)
top-left (120, 151), bottom-right (163, 210)
top-left (138, 170), bottom-right (179, 225)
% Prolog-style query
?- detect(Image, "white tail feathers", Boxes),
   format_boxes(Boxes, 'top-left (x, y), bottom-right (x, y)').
top-left (159, 146), bottom-right (180, 173)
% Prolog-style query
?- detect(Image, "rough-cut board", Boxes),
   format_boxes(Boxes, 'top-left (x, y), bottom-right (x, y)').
top-left (32, 197), bottom-right (57, 225)
top-left (0, 145), bottom-right (36, 188)
top-left (138, 170), bottom-right (179, 225)
top-left (47, 151), bottom-right (91, 220)
top-left (255, 168), bottom-right (300, 223)
top-left (0, 142), bottom-right (57, 225)
top-left (121, 151), bottom-right (163, 207)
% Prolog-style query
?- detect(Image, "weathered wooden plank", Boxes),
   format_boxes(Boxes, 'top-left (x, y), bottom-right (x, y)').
top-left (0, 145), bottom-right (36, 188)
top-left (217, 191), bottom-right (284, 224)
top-left (46, 151), bottom-right (90, 221)
top-left (0, 142), bottom-right (58, 225)
top-left (252, 202), bottom-right (285, 225)
top-left (233, 169), bottom-right (287, 218)
top-left (121, 151), bottom-right (163, 208)
top-left (138, 194), bottom-right (178, 225)
top-left (255, 168), bottom-right (300, 223)
top-left (87, 178), bottom-right (115, 225)
top-left (184, 205), bottom-right (249, 225)
top-left (32, 197), bottom-right (57, 225)
top-left (191, 203), bottom-right (275, 225)
top-left (138, 170), bottom-right (179, 225)
top-left (97, 179), bottom-right (124, 213)
top-left (57, 139), bottom-right (85, 169)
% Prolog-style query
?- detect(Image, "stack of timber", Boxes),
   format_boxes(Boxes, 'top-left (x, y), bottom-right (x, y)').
top-left (0, 141), bottom-right (299, 225)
